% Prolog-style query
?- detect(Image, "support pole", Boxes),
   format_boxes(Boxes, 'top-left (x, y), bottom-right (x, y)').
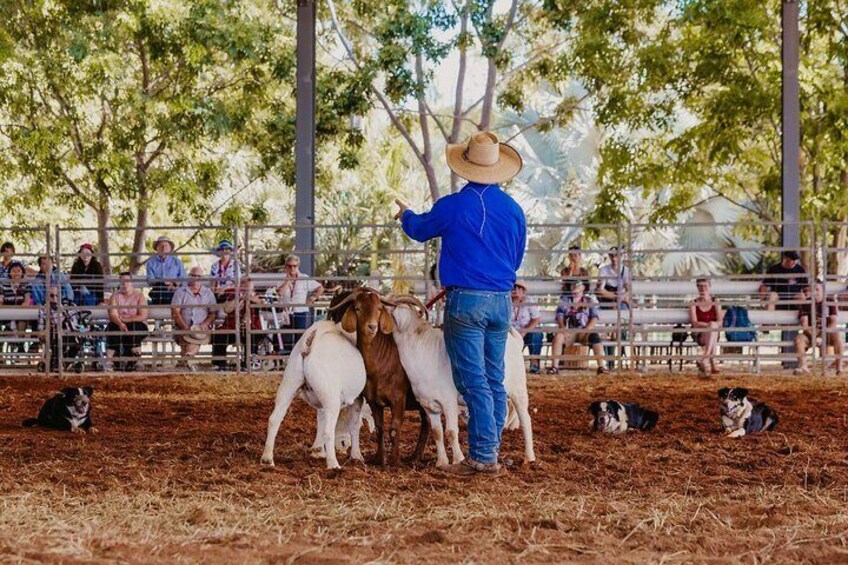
top-left (782, 0), bottom-right (801, 249)
top-left (295, 0), bottom-right (317, 276)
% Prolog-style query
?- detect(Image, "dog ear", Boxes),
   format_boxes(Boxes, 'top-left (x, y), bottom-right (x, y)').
top-left (341, 308), bottom-right (357, 334)
top-left (83, 386), bottom-right (94, 397)
top-left (718, 388), bottom-right (730, 399)
top-left (735, 388), bottom-right (749, 400)
top-left (588, 401), bottom-right (601, 416)
top-left (379, 308), bottom-right (394, 334)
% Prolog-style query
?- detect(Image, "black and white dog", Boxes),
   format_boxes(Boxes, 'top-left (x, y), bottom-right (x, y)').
top-left (718, 387), bottom-right (778, 438)
top-left (22, 387), bottom-right (97, 434)
top-left (588, 400), bottom-right (659, 434)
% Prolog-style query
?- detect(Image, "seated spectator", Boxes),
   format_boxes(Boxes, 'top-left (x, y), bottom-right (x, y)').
top-left (760, 250), bottom-right (807, 311)
top-left (30, 256), bottom-right (73, 306)
top-left (146, 236), bottom-right (186, 305)
top-left (689, 278), bottom-right (722, 376)
top-left (69, 243), bottom-right (104, 306)
top-left (0, 261), bottom-right (32, 338)
top-left (549, 280), bottom-right (605, 375)
top-left (210, 239), bottom-right (241, 302)
top-left (214, 277), bottom-right (264, 371)
top-left (595, 247), bottom-right (631, 369)
top-left (560, 245), bottom-right (590, 293)
top-left (0, 242), bottom-right (37, 278)
top-left (276, 254), bottom-right (324, 352)
top-left (171, 267), bottom-right (217, 366)
top-left (794, 282), bottom-right (843, 375)
top-left (104, 272), bottom-right (148, 372)
top-left (511, 280), bottom-right (542, 374)
top-left (760, 250), bottom-right (807, 369)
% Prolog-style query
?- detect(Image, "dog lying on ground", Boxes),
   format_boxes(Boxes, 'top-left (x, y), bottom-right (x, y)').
top-left (22, 387), bottom-right (97, 434)
top-left (588, 400), bottom-right (659, 434)
top-left (718, 387), bottom-right (778, 438)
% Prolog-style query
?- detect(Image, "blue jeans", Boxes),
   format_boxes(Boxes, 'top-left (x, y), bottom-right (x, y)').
top-left (443, 289), bottom-right (511, 465)
top-left (523, 332), bottom-right (542, 367)
top-left (283, 311), bottom-right (311, 352)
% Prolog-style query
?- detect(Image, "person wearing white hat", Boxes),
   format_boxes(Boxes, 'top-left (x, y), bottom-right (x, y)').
top-left (511, 280), bottom-right (542, 374)
top-left (171, 266), bottom-right (217, 367)
top-left (146, 235), bottom-right (187, 305)
top-left (396, 131), bottom-right (526, 476)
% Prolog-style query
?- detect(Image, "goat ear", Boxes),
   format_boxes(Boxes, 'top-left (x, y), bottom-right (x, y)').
top-left (379, 308), bottom-right (394, 334)
top-left (341, 308), bottom-right (357, 334)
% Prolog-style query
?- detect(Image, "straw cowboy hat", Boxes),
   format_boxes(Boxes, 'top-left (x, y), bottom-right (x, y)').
top-left (183, 324), bottom-right (210, 345)
top-left (153, 236), bottom-right (175, 252)
top-left (445, 131), bottom-right (523, 184)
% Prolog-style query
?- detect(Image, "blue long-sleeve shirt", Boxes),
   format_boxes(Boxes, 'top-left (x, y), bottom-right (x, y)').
top-left (401, 182), bottom-right (526, 292)
top-left (30, 270), bottom-right (74, 305)
top-left (146, 254), bottom-right (187, 286)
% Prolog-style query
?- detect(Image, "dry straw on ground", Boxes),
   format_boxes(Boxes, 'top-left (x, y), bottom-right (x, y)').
top-left (0, 372), bottom-right (846, 563)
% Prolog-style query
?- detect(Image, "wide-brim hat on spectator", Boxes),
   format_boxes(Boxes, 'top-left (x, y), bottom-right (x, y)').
top-left (153, 236), bottom-right (175, 252)
top-left (445, 132), bottom-right (523, 184)
top-left (214, 239), bottom-right (234, 253)
top-left (183, 325), bottom-right (210, 345)
top-left (514, 279), bottom-right (529, 291)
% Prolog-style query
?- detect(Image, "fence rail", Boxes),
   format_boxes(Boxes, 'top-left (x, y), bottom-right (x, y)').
top-left (0, 221), bottom-right (841, 376)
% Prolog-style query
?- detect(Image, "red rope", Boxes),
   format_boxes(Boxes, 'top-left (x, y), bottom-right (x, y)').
top-left (425, 288), bottom-right (446, 311)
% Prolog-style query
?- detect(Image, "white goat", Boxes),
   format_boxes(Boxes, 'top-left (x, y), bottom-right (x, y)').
top-left (390, 299), bottom-right (536, 467)
top-left (261, 320), bottom-right (367, 469)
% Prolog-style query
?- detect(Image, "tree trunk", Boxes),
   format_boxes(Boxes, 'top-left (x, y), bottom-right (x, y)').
top-left (834, 223), bottom-right (847, 277)
top-left (96, 206), bottom-right (111, 275)
top-left (130, 181), bottom-right (149, 274)
top-left (450, 4), bottom-right (469, 193)
top-left (415, 53), bottom-right (440, 203)
top-left (479, 59), bottom-right (498, 132)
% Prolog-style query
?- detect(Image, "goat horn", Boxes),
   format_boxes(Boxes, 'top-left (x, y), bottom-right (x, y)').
top-left (327, 291), bottom-right (358, 311)
top-left (393, 294), bottom-right (427, 317)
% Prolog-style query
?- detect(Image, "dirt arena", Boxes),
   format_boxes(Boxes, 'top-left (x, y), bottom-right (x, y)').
top-left (1, 371), bottom-right (847, 564)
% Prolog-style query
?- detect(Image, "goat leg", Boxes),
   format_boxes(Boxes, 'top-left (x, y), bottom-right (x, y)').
top-left (369, 400), bottom-right (387, 467)
top-left (388, 398), bottom-right (406, 466)
top-left (407, 406), bottom-right (431, 463)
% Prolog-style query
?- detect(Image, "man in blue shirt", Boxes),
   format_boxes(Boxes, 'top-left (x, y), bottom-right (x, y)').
top-left (146, 236), bottom-right (187, 305)
top-left (397, 132), bottom-right (526, 475)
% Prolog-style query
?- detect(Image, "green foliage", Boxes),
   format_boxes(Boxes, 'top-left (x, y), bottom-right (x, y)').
top-left (545, 0), bottom-right (848, 243)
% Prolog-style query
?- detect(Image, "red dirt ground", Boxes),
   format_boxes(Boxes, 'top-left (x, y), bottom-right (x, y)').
top-left (0, 371), bottom-right (847, 563)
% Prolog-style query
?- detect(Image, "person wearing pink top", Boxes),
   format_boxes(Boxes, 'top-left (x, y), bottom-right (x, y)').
top-left (104, 272), bottom-right (148, 372)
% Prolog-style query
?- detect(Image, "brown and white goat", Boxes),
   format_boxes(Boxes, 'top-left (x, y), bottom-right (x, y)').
top-left (329, 288), bottom-right (430, 466)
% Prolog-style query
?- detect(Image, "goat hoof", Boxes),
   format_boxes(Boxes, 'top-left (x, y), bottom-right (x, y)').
top-left (260, 457), bottom-right (275, 467)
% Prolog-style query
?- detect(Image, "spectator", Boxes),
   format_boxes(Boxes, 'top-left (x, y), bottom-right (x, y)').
top-left (689, 278), bottom-right (722, 376)
top-left (104, 272), bottom-right (148, 372)
top-left (760, 250), bottom-right (807, 368)
top-left (171, 267), bottom-right (217, 366)
top-left (595, 247), bottom-right (631, 369)
top-left (30, 256), bottom-right (73, 306)
top-left (794, 282), bottom-right (843, 375)
top-left (0, 261), bottom-right (32, 337)
top-left (210, 239), bottom-right (241, 302)
top-left (0, 242), bottom-right (37, 277)
top-left (213, 277), bottom-right (263, 371)
top-left (69, 243), bottom-right (104, 306)
top-left (276, 254), bottom-right (324, 352)
top-left (146, 236), bottom-right (186, 305)
top-left (511, 280), bottom-right (542, 374)
top-left (760, 250), bottom-right (807, 311)
top-left (560, 245), bottom-right (590, 294)
top-left (549, 280), bottom-right (605, 375)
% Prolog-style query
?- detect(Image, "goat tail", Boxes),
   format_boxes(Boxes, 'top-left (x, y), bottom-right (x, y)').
top-left (22, 418), bottom-right (39, 428)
